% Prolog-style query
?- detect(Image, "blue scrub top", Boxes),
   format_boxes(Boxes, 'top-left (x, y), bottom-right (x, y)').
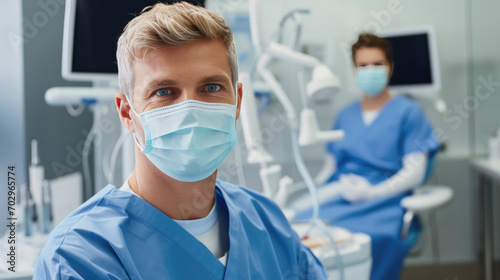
top-left (328, 95), bottom-right (440, 185)
top-left (34, 180), bottom-right (327, 280)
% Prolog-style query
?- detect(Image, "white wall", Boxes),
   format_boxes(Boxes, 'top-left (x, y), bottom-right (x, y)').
top-left (471, 1), bottom-right (500, 155)
top-left (469, 0), bottom-right (500, 263)
top-left (0, 0), bottom-right (26, 236)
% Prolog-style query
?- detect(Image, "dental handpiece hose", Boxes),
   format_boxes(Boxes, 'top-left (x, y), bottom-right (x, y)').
top-left (290, 124), bottom-right (344, 280)
top-left (289, 125), bottom-right (320, 231)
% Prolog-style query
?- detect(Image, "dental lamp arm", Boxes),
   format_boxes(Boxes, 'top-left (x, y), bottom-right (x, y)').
top-left (276, 9), bottom-right (310, 50)
top-left (239, 73), bottom-right (273, 164)
top-left (340, 152), bottom-right (427, 202)
top-left (256, 40), bottom-right (331, 126)
top-left (257, 54), bottom-right (298, 127)
top-left (266, 42), bottom-right (320, 68)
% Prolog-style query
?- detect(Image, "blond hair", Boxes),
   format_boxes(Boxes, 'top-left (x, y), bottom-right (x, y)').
top-left (116, 2), bottom-right (238, 97)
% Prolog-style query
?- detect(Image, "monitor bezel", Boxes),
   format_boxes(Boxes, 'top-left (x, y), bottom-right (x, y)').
top-left (378, 26), bottom-right (441, 95)
top-left (62, 0), bottom-right (121, 82)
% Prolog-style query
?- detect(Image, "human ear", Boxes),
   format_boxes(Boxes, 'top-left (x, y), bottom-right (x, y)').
top-left (235, 82), bottom-right (243, 120)
top-left (115, 92), bottom-right (135, 133)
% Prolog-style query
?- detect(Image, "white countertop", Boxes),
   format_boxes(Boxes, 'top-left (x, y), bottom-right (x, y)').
top-left (471, 158), bottom-right (500, 181)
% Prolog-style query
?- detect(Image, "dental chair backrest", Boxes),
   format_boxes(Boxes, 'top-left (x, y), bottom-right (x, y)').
top-left (421, 151), bottom-right (437, 186)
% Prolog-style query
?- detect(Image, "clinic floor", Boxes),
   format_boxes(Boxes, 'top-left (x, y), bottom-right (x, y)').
top-left (401, 261), bottom-right (500, 280)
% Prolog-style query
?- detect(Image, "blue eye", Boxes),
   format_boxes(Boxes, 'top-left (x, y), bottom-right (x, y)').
top-left (206, 84), bottom-right (221, 92)
top-left (155, 88), bottom-right (171, 96)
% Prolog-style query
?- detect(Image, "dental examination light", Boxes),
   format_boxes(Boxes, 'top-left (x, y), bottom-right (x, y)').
top-left (249, 1), bottom-right (346, 278)
top-left (299, 66), bottom-right (344, 146)
top-left (307, 65), bottom-right (341, 101)
top-left (257, 42), bottom-right (344, 145)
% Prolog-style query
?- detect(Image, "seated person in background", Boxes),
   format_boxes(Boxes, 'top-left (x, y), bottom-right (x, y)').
top-left (34, 3), bottom-right (326, 279)
top-left (297, 33), bottom-right (440, 280)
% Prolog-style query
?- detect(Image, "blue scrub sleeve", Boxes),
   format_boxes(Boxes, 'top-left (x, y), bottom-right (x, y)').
top-left (34, 235), bottom-right (129, 280)
top-left (297, 243), bottom-right (329, 279)
top-left (402, 105), bottom-right (440, 156)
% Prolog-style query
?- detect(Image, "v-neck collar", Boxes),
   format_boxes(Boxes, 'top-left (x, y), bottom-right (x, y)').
top-left (357, 95), bottom-right (399, 128)
top-left (109, 186), bottom-right (227, 278)
top-left (215, 184), bottom-right (252, 279)
top-left (109, 181), bottom-right (259, 279)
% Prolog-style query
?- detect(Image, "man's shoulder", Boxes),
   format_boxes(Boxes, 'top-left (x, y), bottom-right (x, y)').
top-left (35, 185), bottom-right (129, 278)
top-left (42, 185), bottom-right (126, 249)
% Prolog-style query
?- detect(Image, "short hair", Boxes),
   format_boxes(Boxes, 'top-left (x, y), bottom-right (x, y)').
top-left (116, 2), bottom-right (238, 98)
top-left (351, 33), bottom-right (393, 64)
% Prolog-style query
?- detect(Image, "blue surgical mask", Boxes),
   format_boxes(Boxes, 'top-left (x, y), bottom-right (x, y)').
top-left (356, 66), bottom-right (388, 96)
top-left (127, 97), bottom-right (237, 182)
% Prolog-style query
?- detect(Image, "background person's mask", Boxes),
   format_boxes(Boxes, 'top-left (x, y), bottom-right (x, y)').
top-left (356, 66), bottom-right (389, 96)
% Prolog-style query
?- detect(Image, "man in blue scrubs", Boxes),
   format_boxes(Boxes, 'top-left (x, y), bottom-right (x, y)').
top-left (34, 3), bottom-right (326, 279)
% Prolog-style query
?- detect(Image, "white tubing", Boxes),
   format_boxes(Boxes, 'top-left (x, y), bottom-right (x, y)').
top-left (248, 0), bottom-right (262, 53)
top-left (291, 126), bottom-right (344, 280)
top-left (104, 130), bottom-right (131, 185)
top-left (82, 105), bottom-right (99, 200)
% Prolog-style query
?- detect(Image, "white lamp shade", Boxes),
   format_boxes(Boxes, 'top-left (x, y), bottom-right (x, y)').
top-left (306, 65), bottom-right (341, 101)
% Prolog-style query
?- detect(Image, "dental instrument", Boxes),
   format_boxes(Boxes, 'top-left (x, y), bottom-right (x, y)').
top-left (29, 139), bottom-right (44, 234)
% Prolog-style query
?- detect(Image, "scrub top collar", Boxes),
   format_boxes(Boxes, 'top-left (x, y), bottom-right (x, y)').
top-left (105, 181), bottom-right (254, 279)
top-left (357, 94), bottom-right (399, 128)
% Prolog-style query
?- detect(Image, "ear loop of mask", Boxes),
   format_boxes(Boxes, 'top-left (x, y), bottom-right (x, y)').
top-left (124, 94), bottom-right (146, 151)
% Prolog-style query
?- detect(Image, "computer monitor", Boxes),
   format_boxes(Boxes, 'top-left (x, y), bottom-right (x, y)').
top-left (62, 0), bottom-right (205, 82)
top-left (379, 26), bottom-right (441, 94)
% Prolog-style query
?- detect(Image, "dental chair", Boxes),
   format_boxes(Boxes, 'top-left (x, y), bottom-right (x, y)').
top-left (399, 153), bottom-right (453, 258)
top-left (280, 152), bottom-right (453, 279)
